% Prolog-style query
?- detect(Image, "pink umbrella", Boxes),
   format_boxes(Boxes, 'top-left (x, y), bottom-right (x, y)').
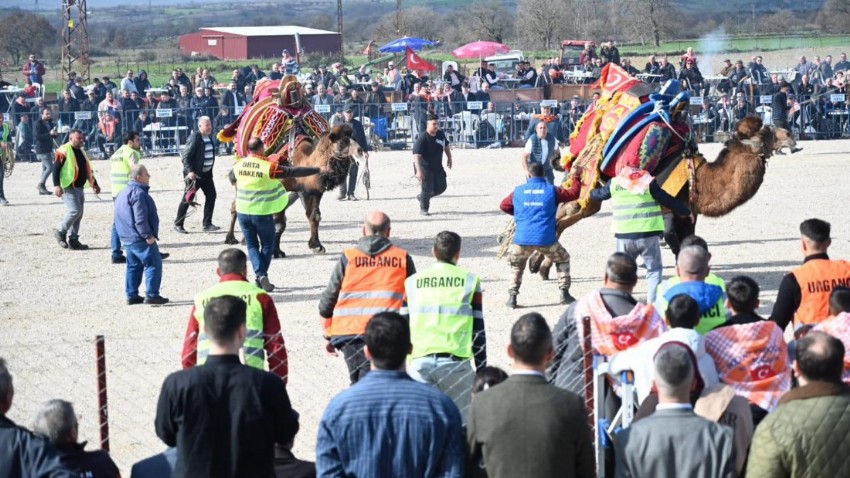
top-left (452, 41), bottom-right (512, 59)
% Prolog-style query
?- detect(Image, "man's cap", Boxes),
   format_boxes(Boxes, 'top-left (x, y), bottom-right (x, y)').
top-left (779, 81), bottom-right (791, 89)
top-left (371, 81), bottom-right (380, 86)
top-left (724, 58), bottom-right (731, 62)
top-left (344, 106), bottom-right (353, 113)
top-left (540, 102), bottom-right (552, 108)
top-left (319, 64), bottom-right (327, 68)
top-left (281, 49), bottom-right (288, 55)
top-left (88, 90), bottom-right (97, 96)
top-left (736, 60), bottom-right (744, 65)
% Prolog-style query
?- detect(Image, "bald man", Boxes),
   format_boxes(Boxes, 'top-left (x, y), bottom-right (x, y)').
top-left (318, 211), bottom-right (417, 384)
top-left (654, 246), bottom-right (728, 333)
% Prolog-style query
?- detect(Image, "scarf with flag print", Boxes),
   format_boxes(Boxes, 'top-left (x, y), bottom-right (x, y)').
top-left (813, 312), bottom-right (850, 383)
top-left (705, 321), bottom-right (791, 411)
top-left (574, 290), bottom-right (667, 358)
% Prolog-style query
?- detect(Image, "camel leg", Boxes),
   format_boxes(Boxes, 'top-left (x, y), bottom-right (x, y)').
top-left (539, 200), bottom-right (603, 280)
top-left (224, 199), bottom-right (239, 245)
top-left (272, 210), bottom-right (288, 258)
top-left (302, 191), bottom-right (325, 254)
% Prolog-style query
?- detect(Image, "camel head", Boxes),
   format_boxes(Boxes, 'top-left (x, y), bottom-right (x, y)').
top-left (310, 124), bottom-right (365, 192)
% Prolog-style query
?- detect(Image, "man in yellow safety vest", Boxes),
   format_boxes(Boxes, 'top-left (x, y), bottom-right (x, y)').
top-left (52, 129), bottom-right (100, 250)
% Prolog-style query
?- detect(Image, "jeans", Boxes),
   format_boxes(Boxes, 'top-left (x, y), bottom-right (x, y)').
top-left (338, 338), bottom-right (370, 385)
top-left (409, 356), bottom-right (474, 420)
top-left (123, 240), bottom-right (163, 299)
top-left (237, 213), bottom-right (275, 278)
top-left (175, 170), bottom-right (216, 227)
top-left (616, 235), bottom-right (663, 304)
top-left (420, 168), bottom-right (447, 212)
top-left (111, 223), bottom-right (123, 260)
top-left (37, 153), bottom-right (52, 186)
top-left (57, 187), bottom-right (85, 239)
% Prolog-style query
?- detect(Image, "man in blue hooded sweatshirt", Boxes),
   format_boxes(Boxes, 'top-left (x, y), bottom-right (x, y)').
top-left (654, 245), bottom-right (727, 333)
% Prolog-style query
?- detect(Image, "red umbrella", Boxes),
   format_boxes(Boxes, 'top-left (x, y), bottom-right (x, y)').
top-left (452, 41), bottom-right (512, 59)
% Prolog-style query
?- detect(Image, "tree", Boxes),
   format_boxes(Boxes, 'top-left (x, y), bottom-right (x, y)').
top-left (623, 0), bottom-right (674, 47)
top-left (371, 7), bottom-right (443, 43)
top-left (464, 0), bottom-right (514, 44)
top-left (818, 0), bottom-right (850, 34)
top-left (0, 12), bottom-right (57, 65)
top-left (515, 0), bottom-right (569, 50)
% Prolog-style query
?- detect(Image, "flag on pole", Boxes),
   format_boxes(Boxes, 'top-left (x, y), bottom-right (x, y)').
top-left (406, 46), bottom-right (436, 72)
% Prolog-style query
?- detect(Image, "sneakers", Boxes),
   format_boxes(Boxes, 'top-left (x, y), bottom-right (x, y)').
top-left (256, 276), bottom-right (275, 292)
top-left (506, 294), bottom-right (517, 309)
top-left (112, 256), bottom-right (127, 264)
top-left (203, 224), bottom-right (221, 232)
top-left (420, 209), bottom-right (430, 216)
top-left (37, 184), bottom-right (51, 195)
top-left (347, 195), bottom-right (358, 201)
top-left (54, 229), bottom-right (69, 249)
top-left (560, 289), bottom-right (576, 305)
top-left (127, 296), bottom-right (144, 305)
top-left (791, 147), bottom-right (803, 154)
top-left (337, 195), bottom-right (347, 201)
top-left (144, 296), bottom-right (170, 305)
top-left (173, 224), bottom-right (188, 234)
top-left (68, 239), bottom-right (89, 250)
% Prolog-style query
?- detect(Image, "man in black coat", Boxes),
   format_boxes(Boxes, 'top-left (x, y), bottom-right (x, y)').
top-left (337, 106), bottom-right (370, 201)
top-left (155, 296), bottom-right (299, 478)
top-left (174, 116), bottom-right (218, 233)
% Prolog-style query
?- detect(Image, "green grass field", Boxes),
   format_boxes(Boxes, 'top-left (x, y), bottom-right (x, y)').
top-left (619, 34), bottom-right (850, 56)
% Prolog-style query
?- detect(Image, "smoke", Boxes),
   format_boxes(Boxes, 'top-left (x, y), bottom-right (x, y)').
top-left (696, 27), bottom-right (727, 76)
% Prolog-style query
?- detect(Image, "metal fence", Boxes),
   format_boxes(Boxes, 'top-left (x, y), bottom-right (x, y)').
top-left (5, 92), bottom-right (850, 164)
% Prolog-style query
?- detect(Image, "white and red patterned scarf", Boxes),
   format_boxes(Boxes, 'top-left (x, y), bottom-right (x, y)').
top-left (813, 312), bottom-right (850, 383)
top-left (575, 290), bottom-right (667, 358)
top-left (705, 321), bottom-right (791, 411)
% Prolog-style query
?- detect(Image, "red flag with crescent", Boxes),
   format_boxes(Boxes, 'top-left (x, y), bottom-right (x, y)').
top-left (593, 63), bottom-right (641, 96)
top-left (406, 47), bottom-right (436, 72)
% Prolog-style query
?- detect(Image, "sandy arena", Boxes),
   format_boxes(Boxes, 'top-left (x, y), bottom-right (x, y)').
top-left (1, 139), bottom-right (848, 472)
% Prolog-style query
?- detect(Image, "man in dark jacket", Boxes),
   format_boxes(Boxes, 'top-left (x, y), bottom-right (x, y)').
top-left (115, 164), bottom-right (168, 305)
top-left (174, 116), bottom-right (218, 234)
top-left (772, 82), bottom-right (792, 131)
top-left (32, 399), bottom-right (121, 478)
top-left (35, 107), bottom-right (60, 195)
top-left (337, 107), bottom-right (370, 201)
top-left (500, 163), bottom-right (582, 307)
top-left (156, 296), bottom-right (300, 478)
top-left (0, 358), bottom-right (76, 478)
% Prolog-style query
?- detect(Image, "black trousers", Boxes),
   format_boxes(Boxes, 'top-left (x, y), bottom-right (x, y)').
top-left (175, 170), bottom-right (216, 227)
top-left (338, 160), bottom-right (359, 198)
top-left (420, 168), bottom-right (447, 212)
top-left (339, 338), bottom-right (370, 385)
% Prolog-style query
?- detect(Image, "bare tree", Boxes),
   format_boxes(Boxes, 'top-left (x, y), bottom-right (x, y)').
top-left (818, 0), bottom-right (850, 34)
top-left (623, 0), bottom-right (673, 47)
top-left (0, 12), bottom-right (57, 65)
top-left (372, 7), bottom-right (443, 43)
top-left (515, 0), bottom-right (569, 50)
top-left (464, 0), bottom-right (514, 44)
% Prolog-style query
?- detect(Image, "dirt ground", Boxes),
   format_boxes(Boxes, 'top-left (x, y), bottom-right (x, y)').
top-left (1, 138), bottom-right (848, 473)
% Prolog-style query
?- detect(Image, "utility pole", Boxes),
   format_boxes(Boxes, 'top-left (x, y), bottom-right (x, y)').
top-left (337, 0), bottom-right (344, 60)
top-left (61, 0), bottom-right (91, 82)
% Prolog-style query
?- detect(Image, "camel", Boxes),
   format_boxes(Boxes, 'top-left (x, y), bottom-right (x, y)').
top-left (531, 116), bottom-right (797, 277)
top-left (224, 124), bottom-right (364, 255)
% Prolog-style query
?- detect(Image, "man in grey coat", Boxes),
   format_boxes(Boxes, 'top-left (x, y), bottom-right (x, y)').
top-left (614, 342), bottom-right (735, 478)
top-left (467, 312), bottom-right (594, 478)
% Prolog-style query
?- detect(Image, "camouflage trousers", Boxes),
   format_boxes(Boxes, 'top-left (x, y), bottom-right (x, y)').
top-left (508, 242), bottom-right (571, 294)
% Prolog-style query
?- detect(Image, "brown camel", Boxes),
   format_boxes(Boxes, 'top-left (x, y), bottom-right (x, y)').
top-left (224, 124), bottom-right (364, 255)
top-left (532, 116), bottom-right (796, 277)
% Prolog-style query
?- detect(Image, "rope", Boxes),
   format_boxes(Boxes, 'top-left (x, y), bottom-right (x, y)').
top-left (496, 219), bottom-right (515, 260)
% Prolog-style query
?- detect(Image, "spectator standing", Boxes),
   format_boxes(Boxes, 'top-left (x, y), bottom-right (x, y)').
top-left (316, 312), bottom-right (465, 477)
top-left (121, 70), bottom-right (138, 94)
top-left (747, 332), bottom-right (850, 478)
top-left (109, 132), bottom-right (143, 264)
top-left (156, 296), bottom-right (300, 478)
top-left (0, 116), bottom-right (10, 205)
top-left (231, 138), bottom-right (322, 291)
top-left (521, 121), bottom-right (558, 184)
top-left (221, 82), bottom-right (247, 116)
top-left (32, 399), bottom-right (121, 478)
top-left (319, 211), bottom-right (416, 384)
top-left (14, 111), bottom-right (34, 164)
top-left (53, 129), bottom-right (100, 250)
top-left (834, 52), bottom-right (850, 73)
top-left (750, 56), bottom-right (770, 94)
top-left (69, 77), bottom-right (86, 101)
top-left (365, 81), bottom-right (389, 118)
top-left (443, 64), bottom-right (466, 92)
top-left (130, 448), bottom-right (177, 478)
top-left (213, 107), bottom-right (232, 155)
top-left (22, 54), bottom-right (45, 85)
top-left (0, 358), bottom-right (75, 478)
top-left (590, 166), bottom-right (691, 304)
top-left (500, 162), bottom-right (582, 307)
top-left (57, 90), bottom-right (80, 131)
top-left (772, 82), bottom-right (793, 133)
top-left (102, 77), bottom-right (118, 93)
top-left (281, 50), bottom-right (300, 76)
top-left (182, 248), bottom-right (289, 381)
top-left (525, 104), bottom-right (566, 146)
top-left (771, 218), bottom-right (850, 330)
top-left (35, 108), bottom-right (60, 195)
top-left (173, 116), bottom-right (219, 234)
top-left (337, 107), bottom-right (369, 201)
top-left (678, 59), bottom-right (704, 94)
top-left (413, 114), bottom-right (453, 216)
top-left (405, 231), bottom-right (486, 419)
top-left (615, 342), bottom-right (736, 477)
top-left (680, 47), bottom-right (698, 69)
top-left (468, 312), bottom-right (594, 478)
top-left (114, 164), bottom-right (168, 305)
top-left (134, 70), bottom-right (152, 94)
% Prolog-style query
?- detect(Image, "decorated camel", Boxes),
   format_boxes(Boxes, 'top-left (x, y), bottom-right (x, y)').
top-left (220, 76), bottom-right (363, 254)
top-left (517, 64), bottom-right (800, 275)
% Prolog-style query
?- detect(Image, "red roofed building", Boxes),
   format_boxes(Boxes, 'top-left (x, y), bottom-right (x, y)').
top-left (179, 26), bottom-right (341, 60)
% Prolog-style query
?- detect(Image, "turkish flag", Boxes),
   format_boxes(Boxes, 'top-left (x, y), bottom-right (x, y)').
top-left (406, 47), bottom-right (436, 72)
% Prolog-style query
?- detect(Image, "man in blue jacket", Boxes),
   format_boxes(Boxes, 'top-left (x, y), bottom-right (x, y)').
top-left (500, 162), bottom-right (582, 308)
top-left (114, 164), bottom-right (168, 305)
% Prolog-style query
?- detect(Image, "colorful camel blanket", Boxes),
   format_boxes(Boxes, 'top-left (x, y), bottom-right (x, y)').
top-left (813, 312), bottom-right (850, 383)
top-left (574, 290), bottom-right (667, 358)
top-left (705, 321), bottom-right (791, 411)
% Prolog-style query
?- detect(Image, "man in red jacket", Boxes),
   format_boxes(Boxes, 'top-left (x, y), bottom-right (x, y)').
top-left (182, 248), bottom-right (289, 382)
